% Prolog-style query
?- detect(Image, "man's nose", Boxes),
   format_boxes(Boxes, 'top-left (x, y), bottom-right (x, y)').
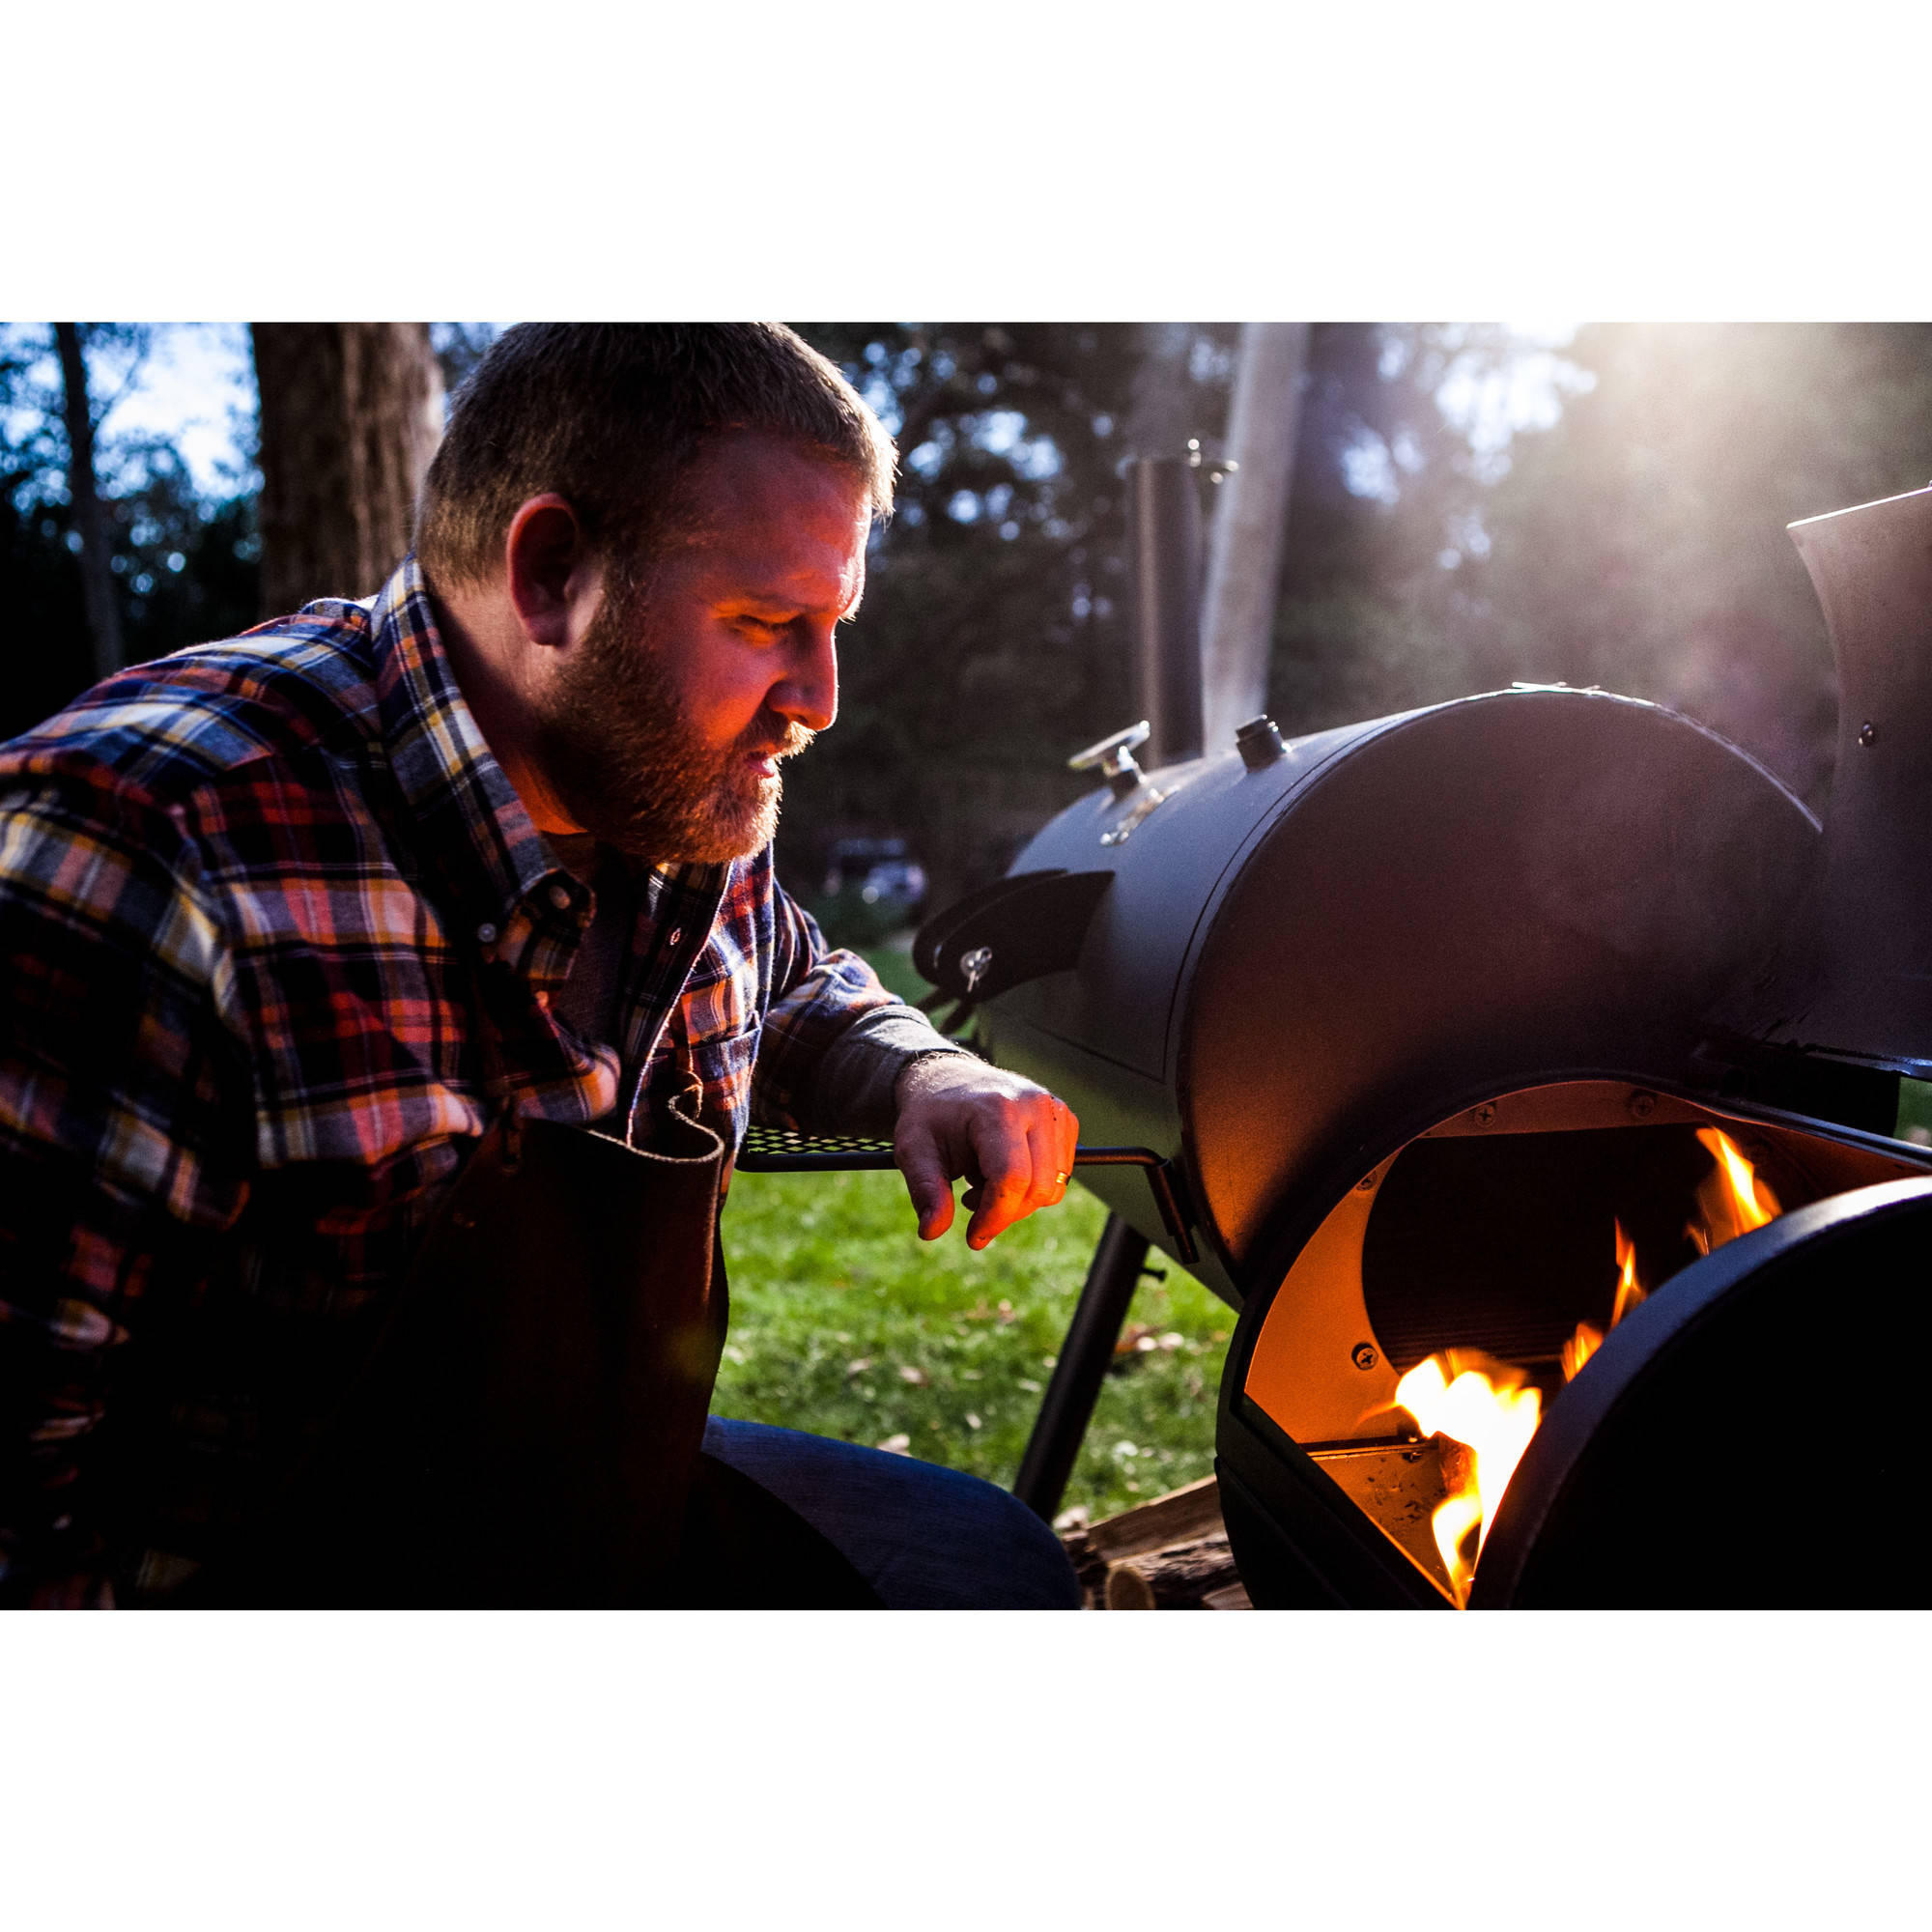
top-left (771, 622), bottom-right (838, 733)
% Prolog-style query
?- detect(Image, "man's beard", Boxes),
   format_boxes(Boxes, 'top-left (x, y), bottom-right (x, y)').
top-left (531, 595), bottom-right (813, 865)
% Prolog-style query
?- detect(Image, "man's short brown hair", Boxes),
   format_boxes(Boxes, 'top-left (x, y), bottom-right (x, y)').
top-left (414, 324), bottom-right (896, 599)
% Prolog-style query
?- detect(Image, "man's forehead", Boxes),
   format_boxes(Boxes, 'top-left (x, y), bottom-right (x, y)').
top-left (675, 433), bottom-right (872, 604)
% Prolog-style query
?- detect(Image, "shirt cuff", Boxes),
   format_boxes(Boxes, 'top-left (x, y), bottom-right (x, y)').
top-left (796, 1005), bottom-right (975, 1139)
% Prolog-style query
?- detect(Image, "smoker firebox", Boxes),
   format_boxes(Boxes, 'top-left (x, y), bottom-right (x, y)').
top-left (1228, 1076), bottom-right (1927, 1605)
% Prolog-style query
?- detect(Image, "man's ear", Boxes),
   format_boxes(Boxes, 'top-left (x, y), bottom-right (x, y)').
top-left (503, 495), bottom-right (599, 650)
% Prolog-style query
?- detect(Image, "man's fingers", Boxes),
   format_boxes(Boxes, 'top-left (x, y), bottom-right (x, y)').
top-left (893, 1066), bottom-right (1082, 1248)
top-left (967, 1098), bottom-right (1076, 1246)
top-left (895, 1125), bottom-right (956, 1241)
top-left (946, 1095), bottom-right (1028, 1248)
top-left (964, 1167), bottom-right (1034, 1250)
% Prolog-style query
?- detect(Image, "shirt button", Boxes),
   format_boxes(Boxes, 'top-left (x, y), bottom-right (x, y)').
top-left (548, 884), bottom-right (573, 912)
top-left (668, 928), bottom-right (683, 948)
top-left (476, 922), bottom-right (499, 945)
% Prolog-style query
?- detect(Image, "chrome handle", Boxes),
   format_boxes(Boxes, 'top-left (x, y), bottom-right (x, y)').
top-left (1067, 721), bottom-right (1150, 798)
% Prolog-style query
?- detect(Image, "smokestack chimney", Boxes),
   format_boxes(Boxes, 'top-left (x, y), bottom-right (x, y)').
top-left (1125, 455), bottom-right (1205, 769)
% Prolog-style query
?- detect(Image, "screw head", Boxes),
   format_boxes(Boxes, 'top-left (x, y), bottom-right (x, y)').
top-left (1351, 1342), bottom-right (1379, 1372)
top-left (1859, 721), bottom-right (1878, 747)
top-left (1472, 1103), bottom-right (1496, 1126)
top-left (1629, 1090), bottom-right (1658, 1119)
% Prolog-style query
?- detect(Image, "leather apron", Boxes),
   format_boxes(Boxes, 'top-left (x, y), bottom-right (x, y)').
top-left (208, 1094), bottom-right (878, 1608)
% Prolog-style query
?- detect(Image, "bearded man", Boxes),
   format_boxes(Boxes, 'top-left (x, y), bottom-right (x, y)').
top-left (0, 324), bottom-right (1083, 1608)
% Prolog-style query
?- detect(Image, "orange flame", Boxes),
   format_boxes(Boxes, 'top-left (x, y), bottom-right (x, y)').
top-left (1393, 1351), bottom-right (1542, 1606)
top-left (1563, 1218), bottom-right (1649, 1381)
top-left (1391, 1125), bottom-right (1785, 1606)
top-left (1610, 1218), bottom-right (1647, 1326)
top-left (1560, 1321), bottom-right (1603, 1381)
top-left (1688, 1127), bottom-right (1781, 1254)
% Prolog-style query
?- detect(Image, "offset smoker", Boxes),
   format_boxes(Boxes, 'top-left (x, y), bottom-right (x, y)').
top-left (915, 482), bottom-right (1932, 1608)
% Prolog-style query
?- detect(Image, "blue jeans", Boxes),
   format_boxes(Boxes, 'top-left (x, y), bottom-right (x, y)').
top-left (698, 1417), bottom-right (1082, 1609)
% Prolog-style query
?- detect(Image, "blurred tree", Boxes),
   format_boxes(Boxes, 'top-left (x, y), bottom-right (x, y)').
top-left (1, 325), bottom-right (261, 742)
top-left (53, 324), bottom-right (125, 679)
top-left (1266, 323), bottom-right (1529, 732)
top-left (250, 324), bottom-right (442, 614)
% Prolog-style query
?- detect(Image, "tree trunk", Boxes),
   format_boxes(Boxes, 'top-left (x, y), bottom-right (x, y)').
top-left (54, 323), bottom-right (126, 682)
top-left (250, 324), bottom-right (444, 616)
top-left (1200, 322), bottom-right (1309, 754)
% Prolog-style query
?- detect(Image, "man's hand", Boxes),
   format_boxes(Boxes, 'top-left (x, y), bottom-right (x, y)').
top-left (893, 1055), bottom-right (1080, 1250)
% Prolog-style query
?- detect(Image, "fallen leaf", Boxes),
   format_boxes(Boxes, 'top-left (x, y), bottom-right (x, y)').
top-left (1115, 1323), bottom-right (1154, 1356)
top-left (876, 1433), bottom-right (911, 1455)
top-left (845, 1357), bottom-right (871, 1377)
top-left (1017, 1378), bottom-right (1041, 1394)
top-left (897, 1364), bottom-right (929, 1387)
top-left (965, 1412), bottom-right (982, 1430)
top-left (1053, 1504), bottom-right (1090, 1533)
top-left (1158, 1331), bottom-right (1184, 1351)
top-left (997, 1299), bottom-right (1016, 1323)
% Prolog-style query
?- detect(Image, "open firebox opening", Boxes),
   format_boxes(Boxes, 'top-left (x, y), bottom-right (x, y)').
top-left (1240, 1081), bottom-right (1920, 1605)
top-left (1386, 1128), bottom-right (1776, 1605)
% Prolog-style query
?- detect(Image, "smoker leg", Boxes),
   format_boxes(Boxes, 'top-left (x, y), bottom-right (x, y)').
top-left (1011, 1212), bottom-right (1151, 1520)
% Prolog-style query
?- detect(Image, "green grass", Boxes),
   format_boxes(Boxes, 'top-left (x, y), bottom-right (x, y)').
top-left (1896, 1077), bottom-right (1932, 1146)
top-left (713, 1169), bottom-right (1233, 1521)
top-left (710, 938), bottom-right (1232, 1520)
top-left (852, 937), bottom-right (928, 1006)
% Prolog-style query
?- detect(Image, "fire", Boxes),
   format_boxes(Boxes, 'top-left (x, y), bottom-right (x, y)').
top-left (1392, 1350), bottom-right (1542, 1606)
top-left (1611, 1218), bottom-right (1648, 1325)
top-left (1398, 1128), bottom-right (1783, 1605)
top-left (1561, 1219), bottom-right (1646, 1381)
top-left (1688, 1127), bottom-right (1781, 1253)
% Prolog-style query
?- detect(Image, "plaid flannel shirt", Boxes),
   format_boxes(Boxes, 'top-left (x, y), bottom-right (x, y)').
top-left (0, 556), bottom-right (946, 1605)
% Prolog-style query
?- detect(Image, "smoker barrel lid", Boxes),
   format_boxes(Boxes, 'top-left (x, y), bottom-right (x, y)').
top-left (982, 687), bottom-right (1823, 1291)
